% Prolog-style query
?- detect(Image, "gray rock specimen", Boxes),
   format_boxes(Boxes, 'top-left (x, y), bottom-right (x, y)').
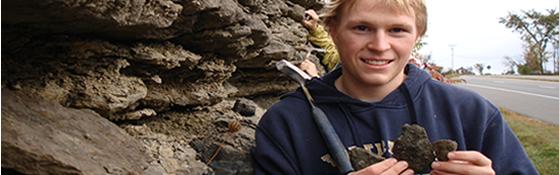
top-left (433, 139), bottom-right (458, 161)
top-left (348, 147), bottom-right (386, 171)
top-left (392, 124), bottom-right (435, 173)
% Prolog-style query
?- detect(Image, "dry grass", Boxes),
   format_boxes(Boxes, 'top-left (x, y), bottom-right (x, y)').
top-left (501, 108), bottom-right (559, 175)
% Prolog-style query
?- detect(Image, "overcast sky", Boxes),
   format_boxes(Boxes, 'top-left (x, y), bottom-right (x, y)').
top-left (421, 0), bottom-right (558, 74)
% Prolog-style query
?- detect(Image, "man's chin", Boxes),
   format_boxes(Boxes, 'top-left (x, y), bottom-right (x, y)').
top-left (360, 76), bottom-right (390, 86)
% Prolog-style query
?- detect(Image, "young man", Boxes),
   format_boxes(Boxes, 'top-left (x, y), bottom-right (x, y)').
top-left (252, 0), bottom-right (538, 174)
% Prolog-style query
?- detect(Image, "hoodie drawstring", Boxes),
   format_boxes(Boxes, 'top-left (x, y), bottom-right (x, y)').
top-left (339, 103), bottom-right (389, 157)
top-left (338, 103), bottom-right (363, 147)
top-left (398, 84), bottom-right (418, 124)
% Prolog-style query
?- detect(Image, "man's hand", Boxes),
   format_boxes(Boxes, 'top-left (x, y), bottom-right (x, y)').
top-left (299, 59), bottom-right (319, 77)
top-left (350, 158), bottom-right (414, 175)
top-left (302, 9), bottom-right (320, 31)
top-left (431, 151), bottom-right (495, 175)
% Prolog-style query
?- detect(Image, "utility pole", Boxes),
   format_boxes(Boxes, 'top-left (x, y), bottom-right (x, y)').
top-left (553, 40), bottom-right (559, 74)
top-left (554, 47), bottom-right (558, 74)
top-left (554, 42), bottom-right (559, 74)
top-left (449, 44), bottom-right (456, 70)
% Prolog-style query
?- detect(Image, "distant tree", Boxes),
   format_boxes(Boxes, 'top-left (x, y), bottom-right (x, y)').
top-left (503, 56), bottom-right (520, 74)
top-left (517, 64), bottom-right (532, 75)
top-left (523, 42), bottom-right (543, 74)
top-left (473, 63), bottom-right (484, 75)
top-left (500, 9), bottom-right (559, 74)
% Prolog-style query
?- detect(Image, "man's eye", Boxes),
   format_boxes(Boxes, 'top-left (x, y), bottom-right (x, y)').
top-left (389, 28), bottom-right (406, 33)
top-left (354, 25), bottom-right (369, 31)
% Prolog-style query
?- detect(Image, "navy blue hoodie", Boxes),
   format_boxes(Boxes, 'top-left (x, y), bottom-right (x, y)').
top-left (252, 64), bottom-right (538, 174)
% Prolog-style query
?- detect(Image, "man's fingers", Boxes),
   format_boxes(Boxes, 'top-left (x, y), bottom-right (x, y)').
top-left (356, 158), bottom-right (411, 175)
top-left (431, 151), bottom-right (495, 175)
top-left (401, 169), bottom-right (414, 175)
top-left (302, 18), bottom-right (317, 30)
top-left (430, 169), bottom-right (460, 175)
top-left (300, 60), bottom-right (314, 67)
top-left (381, 161), bottom-right (409, 175)
top-left (299, 60), bottom-right (319, 77)
top-left (442, 159), bottom-right (471, 165)
top-left (305, 10), bottom-right (311, 16)
top-left (304, 10), bottom-right (318, 16)
top-left (357, 158), bottom-right (397, 174)
top-left (432, 162), bottom-right (494, 175)
top-left (304, 9), bottom-right (319, 20)
top-left (448, 151), bottom-right (492, 166)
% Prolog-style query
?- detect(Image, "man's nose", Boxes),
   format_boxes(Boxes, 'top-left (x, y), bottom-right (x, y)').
top-left (366, 32), bottom-right (391, 52)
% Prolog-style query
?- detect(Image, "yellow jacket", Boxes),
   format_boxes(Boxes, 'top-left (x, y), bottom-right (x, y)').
top-left (308, 25), bottom-right (340, 72)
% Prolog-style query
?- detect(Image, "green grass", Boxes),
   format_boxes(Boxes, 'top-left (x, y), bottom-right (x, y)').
top-left (501, 108), bottom-right (559, 175)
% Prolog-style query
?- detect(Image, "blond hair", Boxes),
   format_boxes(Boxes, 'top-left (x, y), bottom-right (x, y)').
top-left (321, 0), bottom-right (428, 37)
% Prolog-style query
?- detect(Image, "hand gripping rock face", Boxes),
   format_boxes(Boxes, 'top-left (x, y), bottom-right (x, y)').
top-left (392, 124), bottom-right (435, 173)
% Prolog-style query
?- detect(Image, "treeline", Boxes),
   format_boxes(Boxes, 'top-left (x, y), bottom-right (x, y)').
top-left (500, 9), bottom-right (559, 75)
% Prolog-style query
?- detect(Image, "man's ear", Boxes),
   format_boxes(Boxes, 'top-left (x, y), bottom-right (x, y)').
top-left (327, 21), bottom-right (338, 41)
top-left (415, 36), bottom-right (422, 44)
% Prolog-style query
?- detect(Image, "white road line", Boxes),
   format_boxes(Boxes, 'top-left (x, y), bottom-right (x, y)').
top-left (538, 85), bottom-right (557, 89)
top-left (466, 83), bottom-right (559, 101)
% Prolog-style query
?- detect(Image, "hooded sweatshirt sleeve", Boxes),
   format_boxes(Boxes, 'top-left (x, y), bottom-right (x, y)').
top-left (480, 108), bottom-right (538, 174)
top-left (251, 103), bottom-right (301, 175)
top-left (308, 25), bottom-right (339, 72)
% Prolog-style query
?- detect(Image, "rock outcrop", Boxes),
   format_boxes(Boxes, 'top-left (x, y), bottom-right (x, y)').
top-left (2, 0), bottom-right (324, 174)
top-left (1, 90), bottom-right (150, 175)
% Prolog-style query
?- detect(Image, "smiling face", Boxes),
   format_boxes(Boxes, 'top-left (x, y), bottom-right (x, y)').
top-left (329, 0), bottom-right (420, 97)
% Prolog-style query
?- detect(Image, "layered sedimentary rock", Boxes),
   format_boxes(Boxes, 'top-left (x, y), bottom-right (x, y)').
top-left (2, 0), bottom-right (324, 174)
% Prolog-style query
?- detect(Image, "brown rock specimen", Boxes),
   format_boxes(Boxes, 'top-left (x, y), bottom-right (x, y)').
top-left (433, 139), bottom-right (458, 161)
top-left (348, 147), bottom-right (386, 171)
top-left (392, 124), bottom-right (435, 173)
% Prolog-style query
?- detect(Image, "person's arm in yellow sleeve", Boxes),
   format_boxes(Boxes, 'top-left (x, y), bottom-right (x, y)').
top-left (303, 10), bottom-right (340, 72)
top-left (308, 25), bottom-right (339, 72)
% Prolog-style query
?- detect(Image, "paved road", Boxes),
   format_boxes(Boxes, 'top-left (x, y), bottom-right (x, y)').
top-left (455, 76), bottom-right (559, 125)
